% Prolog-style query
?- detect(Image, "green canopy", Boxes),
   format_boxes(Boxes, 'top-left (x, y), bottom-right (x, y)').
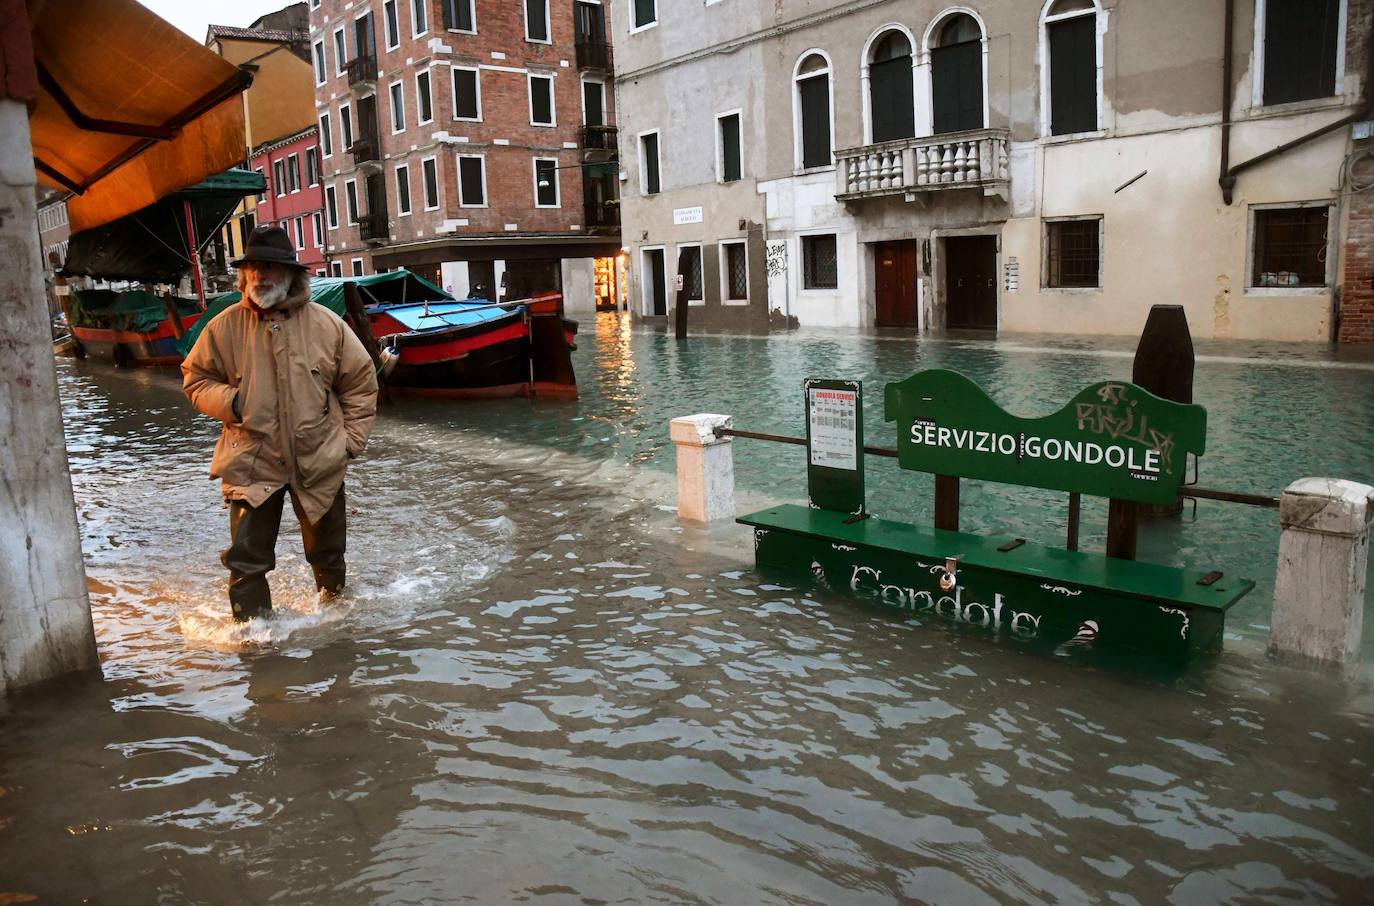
top-left (69, 289), bottom-right (201, 335)
top-left (175, 270), bottom-right (451, 356)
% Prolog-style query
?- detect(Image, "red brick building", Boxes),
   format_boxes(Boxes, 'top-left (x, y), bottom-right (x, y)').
top-left (250, 125), bottom-right (329, 275)
top-left (310, 0), bottom-right (620, 309)
top-left (1338, 133), bottom-right (1374, 344)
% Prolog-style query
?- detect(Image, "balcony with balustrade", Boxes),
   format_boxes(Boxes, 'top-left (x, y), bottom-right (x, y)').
top-left (345, 54), bottom-right (376, 88)
top-left (359, 213), bottom-right (389, 245)
top-left (835, 128), bottom-right (1010, 204)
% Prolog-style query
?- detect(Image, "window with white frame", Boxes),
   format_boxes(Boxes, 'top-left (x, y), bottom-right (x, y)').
top-left (325, 184), bottom-right (339, 228)
top-left (794, 53), bottom-right (832, 170)
top-left (677, 244), bottom-right (704, 303)
top-left (340, 103), bottom-right (353, 148)
top-left (412, 0), bottom-right (428, 35)
top-left (390, 81), bottom-right (406, 132)
top-left (313, 40), bottom-right (326, 85)
top-left (802, 234), bottom-right (837, 290)
top-left (721, 241), bottom-right (748, 301)
top-left (333, 25), bottom-right (347, 74)
top-left (1043, 216), bottom-right (1102, 288)
top-left (525, 0), bottom-right (550, 42)
top-left (319, 113), bottom-right (333, 157)
top-left (529, 74), bottom-right (555, 126)
top-left (306, 147), bottom-right (320, 186)
top-left (383, 0), bottom-right (400, 50)
top-left (457, 155), bottom-right (486, 206)
top-left (294, 216), bottom-right (306, 250)
top-left (929, 12), bottom-right (985, 135)
top-left (422, 157), bottom-right (440, 210)
top-left (416, 70), bottom-right (433, 124)
top-left (352, 258), bottom-right (365, 277)
top-left (442, 0), bottom-right (475, 32)
top-left (345, 179), bottom-right (359, 224)
top-left (312, 212), bottom-right (323, 246)
top-left (255, 167), bottom-right (266, 204)
top-left (718, 111), bottom-right (742, 183)
top-left (632, 0), bottom-right (657, 31)
top-left (1249, 203), bottom-right (1332, 287)
top-left (331, 260), bottom-right (344, 277)
top-left (273, 160), bottom-right (286, 196)
top-left (533, 158), bottom-right (560, 207)
top-left (453, 67), bottom-right (481, 120)
top-left (1043, 0), bottom-right (1099, 136)
top-left (287, 154), bottom-right (301, 192)
top-left (640, 130), bottom-right (660, 195)
top-left (1258, 0), bottom-right (1344, 105)
top-left (867, 29), bottom-right (915, 142)
top-left (395, 164), bottom-right (412, 215)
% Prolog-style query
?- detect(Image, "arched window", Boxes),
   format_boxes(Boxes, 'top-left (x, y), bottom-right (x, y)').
top-left (1042, 0), bottom-right (1100, 135)
top-left (930, 12), bottom-right (984, 134)
top-left (794, 52), bottom-right (833, 169)
top-left (868, 30), bottom-right (915, 142)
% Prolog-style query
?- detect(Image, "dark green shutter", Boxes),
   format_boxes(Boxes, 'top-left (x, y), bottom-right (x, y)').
top-left (932, 41), bottom-right (982, 134)
top-left (459, 157), bottom-right (484, 205)
top-left (531, 78), bottom-right (552, 124)
top-left (454, 70), bottom-right (478, 119)
top-left (870, 57), bottom-right (915, 142)
top-left (634, 0), bottom-right (656, 28)
top-left (1049, 16), bottom-right (1096, 135)
top-left (721, 114), bottom-right (741, 182)
top-left (1263, 0), bottom-right (1340, 104)
top-left (799, 75), bottom-right (831, 169)
top-left (643, 133), bottom-right (660, 194)
top-left (526, 0), bottom-right (548, 41)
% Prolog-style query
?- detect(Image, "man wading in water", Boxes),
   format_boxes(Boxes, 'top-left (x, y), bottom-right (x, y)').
top-left (183, 226), bottom-right (378, 621)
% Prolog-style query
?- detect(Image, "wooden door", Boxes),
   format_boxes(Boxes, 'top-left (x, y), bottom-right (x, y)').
top-left (944, 236), bottom-right (997, 330)
top-left (875, 240), bottom-right (919, 327)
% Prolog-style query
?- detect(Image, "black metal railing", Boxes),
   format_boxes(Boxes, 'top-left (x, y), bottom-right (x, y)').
top-left (351, 132), bottom-right (381, 164)
top-left (574, 38), bottom-right (613, 71)
top-left (346, 54), bottom-right (377, 87)
top-left (358, 213), bottom-right (389, 243)
top-left (584, 197), bottom-right (620, 229)
top-left (579, 124), bottom-right (618, 152)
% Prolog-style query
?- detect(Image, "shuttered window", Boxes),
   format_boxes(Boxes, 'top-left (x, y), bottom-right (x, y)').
top-left (719, 113), bottom-right (741, 182)
top-left (641, 132), bottom-right (660, 195)
top-left (1049, 14), bottom-right (1097, 135)
top-left (422, 158), bottom-right (439, 210)
top-left (459, 156), bottom-right (485, 206)
top-left (798, 74), bottom-right (831, 169)
top-left (530, 75), bottom-right (554, 125)
top-left (395, 165), bottom-right (411, 215)
top-left (453, 69), bottom-right (480, 120)
top-left (525, 0), bottom-right (549, 41)
top-left (931, 16), bottom-right (983, 135)
top-left (633, 0), bottom-right (656, 29)
top-left (416, 71), bottom-right (433, 123)
top-left (869, 32), bottom-right (915, 142)
top-left (442, 0), bottom-right (474, 32)
top-left (534, 159), bottom-right (559, 207)
top-left (1263, 0), bottom-right (1341, 105)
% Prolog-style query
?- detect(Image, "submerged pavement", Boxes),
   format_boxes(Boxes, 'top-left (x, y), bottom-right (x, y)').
top-left (1, 316), bottom-right (1372, 903)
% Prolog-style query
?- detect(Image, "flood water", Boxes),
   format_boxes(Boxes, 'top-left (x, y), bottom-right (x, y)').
top-left (3, 315), bottom-right (1373, 904)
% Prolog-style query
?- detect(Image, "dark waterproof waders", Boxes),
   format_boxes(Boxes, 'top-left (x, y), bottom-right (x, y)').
top-left (222, 484), bottom-right (347, 621)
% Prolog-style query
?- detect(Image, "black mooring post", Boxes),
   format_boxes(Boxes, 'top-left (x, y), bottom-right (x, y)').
top-left (1066, 492), bottom-right (1081, 552)
top-left (1131, 304), bottom-right (1195, 521)
top-left (934, 475), bottom-right (960, 532)
top-left (674, 248), bottom-right (690, 339)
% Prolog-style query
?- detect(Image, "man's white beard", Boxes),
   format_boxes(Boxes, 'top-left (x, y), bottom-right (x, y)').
top-left (249, 278), bottom-right (290, 309)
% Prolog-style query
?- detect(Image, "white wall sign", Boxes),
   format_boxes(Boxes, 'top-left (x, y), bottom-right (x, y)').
top-left (673, 206), bottom-right (703, 225)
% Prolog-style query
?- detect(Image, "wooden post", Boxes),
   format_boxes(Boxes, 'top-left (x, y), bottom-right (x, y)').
top-left (934, 475), bottom-right (960, 532)
top-left (674, 248), bottom-right (690, 340)
top-left (1106, 500), bottom-right (1138, 560)
top-left (162, 294), bottom-right (186, 340)
top-left (1133, 304), bottom-right (1194, 518)
top-left (1066, 492), bottom-right (1080, 552)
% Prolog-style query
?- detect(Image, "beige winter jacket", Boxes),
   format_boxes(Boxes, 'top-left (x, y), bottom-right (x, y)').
top-left (182, 285), bottom-right (378, 524)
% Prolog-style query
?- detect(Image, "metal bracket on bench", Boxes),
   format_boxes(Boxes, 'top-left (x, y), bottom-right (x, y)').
top-left (997, 538), bottom-right (1027, 552)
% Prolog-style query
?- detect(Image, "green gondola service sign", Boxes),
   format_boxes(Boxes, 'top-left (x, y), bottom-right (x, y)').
top-left (884, 369), bottom-right (1206, 504)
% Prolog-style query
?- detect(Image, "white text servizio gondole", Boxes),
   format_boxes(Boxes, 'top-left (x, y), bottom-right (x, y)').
top-left (908, 422), bottom-right (1162, 475)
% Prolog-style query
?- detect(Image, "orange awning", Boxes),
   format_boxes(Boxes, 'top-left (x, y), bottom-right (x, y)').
top-left (23, 0), bottom-right (253, 232)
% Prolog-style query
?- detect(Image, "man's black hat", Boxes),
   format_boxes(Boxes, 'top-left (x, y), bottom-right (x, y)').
top-left (231, 225), bottom-right (306, 270)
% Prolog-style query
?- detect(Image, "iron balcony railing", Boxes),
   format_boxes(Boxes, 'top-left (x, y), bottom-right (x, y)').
top-left (345, 54), bottom-right (377, 88)
top-left (584, 197), bottom-right (620, 229)
top-left (574, 38), bottom-right (613, 71)
top-left (579, 124), bottom-right (618, 152)
top-left (350, 133), bottom-right (381, 165)
top-left (358, 213), bottom-right (389, 243)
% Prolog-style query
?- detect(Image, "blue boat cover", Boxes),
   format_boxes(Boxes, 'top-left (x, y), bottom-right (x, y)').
top-left (379, 301), bottom-right (522, 332)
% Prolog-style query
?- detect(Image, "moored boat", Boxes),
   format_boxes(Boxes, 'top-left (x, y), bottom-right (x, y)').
top-left (67, 289), bottom-right (204, 367)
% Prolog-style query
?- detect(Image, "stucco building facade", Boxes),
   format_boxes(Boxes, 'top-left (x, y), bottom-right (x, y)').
top-left (611, 0), bottom-right (1373, 342)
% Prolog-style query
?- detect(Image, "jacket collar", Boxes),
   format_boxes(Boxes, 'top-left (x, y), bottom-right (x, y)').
top-left (241, 281), bottom-right (313, 319)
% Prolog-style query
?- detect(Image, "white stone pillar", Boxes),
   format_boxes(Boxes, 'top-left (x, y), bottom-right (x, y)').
top-left (671, 414), bottom-right (735, 524)
top-left (1270, 478), bottom-right (1374, 667)
top-left (0, 98), bottom-right (99, 695)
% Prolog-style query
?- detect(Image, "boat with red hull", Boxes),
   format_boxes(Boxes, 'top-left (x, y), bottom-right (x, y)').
top-left (67, 289), bottom-right (204, 367)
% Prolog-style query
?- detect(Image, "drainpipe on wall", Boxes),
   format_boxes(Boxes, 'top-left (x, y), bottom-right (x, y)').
top-left (1220, 7), bottom-right (1374, 204)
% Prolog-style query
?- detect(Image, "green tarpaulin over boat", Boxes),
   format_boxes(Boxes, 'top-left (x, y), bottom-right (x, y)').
top-left (175, 271), bottom-right (451, 356)
top-left (68, 289), bottom-right (201, 335)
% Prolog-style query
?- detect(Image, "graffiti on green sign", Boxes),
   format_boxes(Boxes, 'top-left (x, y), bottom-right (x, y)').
top-left (884, 369), bottom-right (1208, 504)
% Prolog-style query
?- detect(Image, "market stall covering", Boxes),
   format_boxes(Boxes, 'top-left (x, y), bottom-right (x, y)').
top-left (21, 0), bottom-right (253, 233)
top-left (62, 169), bottom-right (266, 283)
